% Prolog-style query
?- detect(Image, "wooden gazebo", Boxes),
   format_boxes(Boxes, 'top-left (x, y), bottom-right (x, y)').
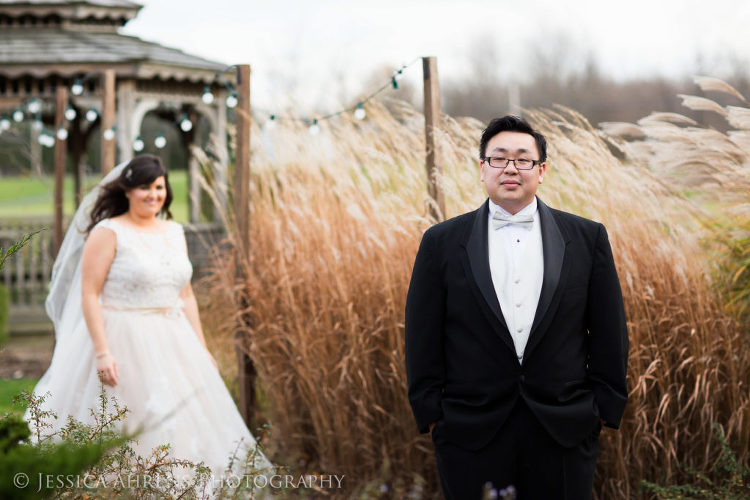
top-left (0, 0), bottom-right (240, 335)
top-left (0, 0), bottom-right (233, 222)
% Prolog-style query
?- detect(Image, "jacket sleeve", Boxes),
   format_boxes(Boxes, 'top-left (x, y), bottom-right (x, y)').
top-left (587, 224), bottom-right (629, 429)
top-left (404, 228), bottom-right (446, 434)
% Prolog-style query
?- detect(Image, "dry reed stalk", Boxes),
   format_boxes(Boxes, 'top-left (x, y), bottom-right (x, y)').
top-left (197, 96), bottom-right (748, 498)
top-left (527, 100), bottom-right (749, 498)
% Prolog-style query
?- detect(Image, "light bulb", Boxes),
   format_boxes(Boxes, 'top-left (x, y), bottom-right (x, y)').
top-left (103, 127), bottom-right (115, 141)
top-left (56, 127), bottom-right (68, 141)
top-left (32, 120), bottom-right (43, 131)
top-left (309, 121), bottom-right (320, 135)
top-left (354, 104), bottom-right (366, 120)
top-left (12, 109), bottom-right (24, 122)
top-left (71, 79), bottom-right (84, 96)
top-left (0, 118), bottom-right (9, 131)
top-left (133, 136), bottom-right (145, 152)
top-left (154, 134), bottom-right (167, 149)
top-left (27, 99), bottom-right (41, 114)
top-left (39, 133), bottom-right (54, 147)
top-left (65, 106), bottom-right (77, 121)
top-left (86, 109), bottom-right (98, 122)
top-left (391, 68), bottom-right (404, 89)
top-left (226, 92), bottom-right (238, 108)
top-left (202, 87), bottom-right (214, 104)
top-left (180, 117), bottom-right (193, 132)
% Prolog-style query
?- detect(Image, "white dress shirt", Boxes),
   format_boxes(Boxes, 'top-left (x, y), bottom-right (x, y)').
top-left (487, 198), bottom-right (544, 363)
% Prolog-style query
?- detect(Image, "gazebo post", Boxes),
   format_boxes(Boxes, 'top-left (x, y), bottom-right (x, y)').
top-left (116, 79), bottom-right (136, 165)
top-left (233, 64), bottom-right (256, 427)
top-left (182, 109), bottom-right (201, 223)
top-left (53, 85), bottom-right (67, 257)
top-left (100, 69), bottom-right (116, 176)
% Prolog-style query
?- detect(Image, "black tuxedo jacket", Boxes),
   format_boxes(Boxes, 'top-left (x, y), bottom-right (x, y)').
top-left (405, 197), bottom-right (628, 450)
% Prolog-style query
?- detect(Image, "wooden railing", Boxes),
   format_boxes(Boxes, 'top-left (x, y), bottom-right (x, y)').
top-left (0, 216), bottom-right (54, 334)
top-left (0, 217), bottom-right (226, 335)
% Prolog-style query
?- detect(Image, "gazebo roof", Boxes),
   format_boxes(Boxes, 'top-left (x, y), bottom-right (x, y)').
top-left (0, 31), bottom-right (226, 80)
top-left (1, 0), bottom-right (141, 5)
top-left (0, 0), bottom-right (142, 24)
top-left (0, 0), bottom-right (227, 83)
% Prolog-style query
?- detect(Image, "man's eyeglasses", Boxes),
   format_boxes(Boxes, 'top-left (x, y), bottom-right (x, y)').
top-left (483, 157), bottom-right (541, 170)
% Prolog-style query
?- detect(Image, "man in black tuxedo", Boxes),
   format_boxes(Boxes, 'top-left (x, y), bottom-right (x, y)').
top-left (405, 116), bottom-right (628, 499)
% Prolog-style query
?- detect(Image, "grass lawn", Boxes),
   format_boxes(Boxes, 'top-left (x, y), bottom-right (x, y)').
top-left (0, 378), bottom-right (37, 416)
top-left (0, 170), bottom-right (189, 222)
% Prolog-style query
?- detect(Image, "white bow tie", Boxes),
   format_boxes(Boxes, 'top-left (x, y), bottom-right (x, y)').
top-left (492, 211), bottom-right (534, 230)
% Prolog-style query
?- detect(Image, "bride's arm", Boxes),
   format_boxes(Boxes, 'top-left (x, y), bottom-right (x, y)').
top-left (180, 283), bottom-right (218, 369)
top-left (81, 227), bottom-right (118, 386)
top-left (180, 283), bottom-right (206, 346)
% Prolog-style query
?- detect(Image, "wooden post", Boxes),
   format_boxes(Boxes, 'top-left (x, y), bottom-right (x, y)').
top-left (235, 65), bottom-right (251, 255)
top-left (233, 64), bottom-right (256, 426)
top-left (53, 86), bottom-right (67, 257)
top-left (100, 69), bottom-right (116, 176)
top-left (422, 56), bottom-right (445, 221)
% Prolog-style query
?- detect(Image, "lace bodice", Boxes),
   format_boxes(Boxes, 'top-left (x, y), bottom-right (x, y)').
top-left (94, 218), bottom-right (192, 309)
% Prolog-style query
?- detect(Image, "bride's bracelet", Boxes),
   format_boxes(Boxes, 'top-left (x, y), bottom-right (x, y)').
top-left (95, 350), bottom-right (110, 359)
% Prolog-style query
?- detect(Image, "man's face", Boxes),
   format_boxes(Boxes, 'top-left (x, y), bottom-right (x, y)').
top-left (480, 131), bottom-right (546, 214)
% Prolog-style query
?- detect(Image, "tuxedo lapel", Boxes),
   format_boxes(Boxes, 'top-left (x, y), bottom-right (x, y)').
top-left (462, 201), bottom-right (515, 353)
top-left (524, 197), bottom-right (568, 359)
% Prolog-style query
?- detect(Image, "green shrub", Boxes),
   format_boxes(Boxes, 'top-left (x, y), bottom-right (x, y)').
top-left (0, 283), bottom-right (8, 348)
top-left (1, 389), bottom-right (277, 498)
top-left (640, 424), bottom-right (750, 499)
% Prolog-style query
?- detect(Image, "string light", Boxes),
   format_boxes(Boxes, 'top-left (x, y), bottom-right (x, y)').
top-left (38, 132), bottom-right (55, 148)
top-left (179, 115), bottom-right (193, 132)
top-left (226, 91), bottom-right (238, 109)
top-left (1, 58), bottom-right (419, 153)
top-left (27, 99), bottom-right (41, 114)
top-left (64, 106), bottom-right (77, 121)
top-left (354, 102), bottom-right (366, 120)
top-left (201, 86), bottom-right (214, 104)
top-left (264, 114), bottom-right (276, 130)
top-left (309, 119), bottom-right (320, 135)
top-left (392, 68), bottom-right (404, 89)
top-left (71, 79), bottom-right (84, 96)
top-left (257, 58), bottom-right (418, 129)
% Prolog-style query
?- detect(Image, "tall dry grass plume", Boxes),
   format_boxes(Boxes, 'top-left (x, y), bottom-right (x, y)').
top-left (198, 83), bottom-right (748, 498)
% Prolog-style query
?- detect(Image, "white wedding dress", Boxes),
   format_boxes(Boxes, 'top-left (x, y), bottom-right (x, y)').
top-left (29, 217), bottom-right (271, 480)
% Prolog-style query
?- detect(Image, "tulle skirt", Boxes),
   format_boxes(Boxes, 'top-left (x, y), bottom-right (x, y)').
top-left (29, 306), bottom-right (271, 479)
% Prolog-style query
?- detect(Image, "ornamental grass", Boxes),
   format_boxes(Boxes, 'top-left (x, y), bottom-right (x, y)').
top-left (198, 82), bottom-right (749, 498)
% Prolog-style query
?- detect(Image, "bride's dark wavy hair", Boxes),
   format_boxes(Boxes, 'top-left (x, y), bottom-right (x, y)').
top-left (86, 154), bottom-right (173, 233)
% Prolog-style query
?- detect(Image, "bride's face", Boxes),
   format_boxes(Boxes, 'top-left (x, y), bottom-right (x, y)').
top-left (125, 176), bottom-right (166, 218)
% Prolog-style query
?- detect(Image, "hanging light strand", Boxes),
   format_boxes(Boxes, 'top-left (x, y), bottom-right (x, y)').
top-left (256, 58), bottom-right (420, 131)
top-left (1, 58), bottom-right (420, 145)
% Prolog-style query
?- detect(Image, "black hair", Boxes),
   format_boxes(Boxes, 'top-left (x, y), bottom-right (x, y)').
top-left (479, 115), bottom-right (547, 163)
top-left (86, 154), bottom-right (173, 233)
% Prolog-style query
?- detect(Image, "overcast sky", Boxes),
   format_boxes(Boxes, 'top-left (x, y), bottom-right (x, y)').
top-left (122, 0), bottom-right (750, 113)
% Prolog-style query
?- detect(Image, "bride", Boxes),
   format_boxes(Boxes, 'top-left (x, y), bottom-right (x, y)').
top-left (28, 154), bottom-right (271, 482)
